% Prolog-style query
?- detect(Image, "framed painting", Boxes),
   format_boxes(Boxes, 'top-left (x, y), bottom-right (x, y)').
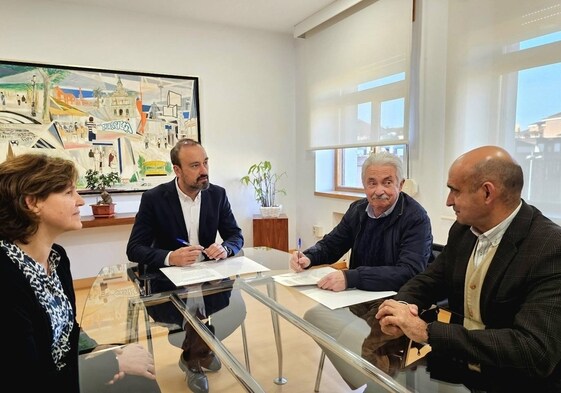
top-left (0, 59), bottom-right (200, 193)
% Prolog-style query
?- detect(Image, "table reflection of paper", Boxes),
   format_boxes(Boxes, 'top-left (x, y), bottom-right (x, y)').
top-left (272, 266), bottom-right (337, 286)
top-left (351, 384), bottom-right (367, 393)
top-left (298, 287), bottom-right (396, 310)
top-left (160, 256), bottom-right (270, 287)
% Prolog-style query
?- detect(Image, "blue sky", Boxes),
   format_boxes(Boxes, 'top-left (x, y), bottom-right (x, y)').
top-left (516, 32), bottom-right (561, 130)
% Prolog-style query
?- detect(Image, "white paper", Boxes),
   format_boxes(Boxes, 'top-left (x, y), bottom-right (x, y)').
top-left (160, 256), bottom-right (270, 286)
top-left (351, 384), bottom-right (368, 393)
top-left (298, 287), bottom-right (396, 310)
top-left (272, 266), bottom-right (337, 286)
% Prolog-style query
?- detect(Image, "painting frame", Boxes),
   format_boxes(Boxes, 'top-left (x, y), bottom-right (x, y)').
top-left (0, 59), bottom-right (200, 194)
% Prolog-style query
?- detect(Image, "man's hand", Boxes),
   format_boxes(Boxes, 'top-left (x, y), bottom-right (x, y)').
top-left (289, 250), bottom-right (311, 271)
top-left (204, 242), bottom-right (229, 260)
top-left (169, 245), bottom-right (204, 266)
top-left (375, 299), bottom-right (428, 343)
top-left (317, 270), bottom-right (346, 292)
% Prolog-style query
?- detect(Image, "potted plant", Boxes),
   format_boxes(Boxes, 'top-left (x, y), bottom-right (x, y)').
top-left (241, 160), bottom-right (286, 218)
top-left (85, 169), bottom-right (121, 218)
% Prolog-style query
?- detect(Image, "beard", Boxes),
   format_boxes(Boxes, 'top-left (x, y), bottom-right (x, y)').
top-left (194, 175), bottom-right (210, 191)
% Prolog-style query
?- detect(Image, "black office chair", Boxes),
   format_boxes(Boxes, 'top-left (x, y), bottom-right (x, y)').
top-left (431, 243), bottom-right (444, 260)
top-left (126, 256), bottom-right (251, 370)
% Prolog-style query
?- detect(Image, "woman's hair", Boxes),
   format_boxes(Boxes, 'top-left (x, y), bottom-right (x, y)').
top-left (0, 153), bottom-right (78, 243)
top-left (361, 150), bottom-right (405, 183)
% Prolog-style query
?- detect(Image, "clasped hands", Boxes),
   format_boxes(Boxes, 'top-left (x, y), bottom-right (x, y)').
top-left (170, 242), bottom-right (227, 266)
top-left (289, 251), bottom-right (347, 292)
top-left (375, 299), bottom-right (429, 344)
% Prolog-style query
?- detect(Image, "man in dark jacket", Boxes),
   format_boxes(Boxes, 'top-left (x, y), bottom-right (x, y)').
top-left (376, 146), bottom-right (561, 392)
top-left (290, 150), bottom-right (433, 391)
top-left (127, 138), bottom-right (243, 393)
top-left (290, 150), bottom-right (433, 292)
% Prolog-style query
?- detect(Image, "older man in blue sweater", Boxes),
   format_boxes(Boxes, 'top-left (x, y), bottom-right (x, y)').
top-left (289, 150), bottom-right (433, 392)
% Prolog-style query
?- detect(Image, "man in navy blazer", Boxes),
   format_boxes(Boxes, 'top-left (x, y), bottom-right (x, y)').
top-left (376, 146), bottom-right (561, 392)
top-left (127, 138), bottom-right (243, 393)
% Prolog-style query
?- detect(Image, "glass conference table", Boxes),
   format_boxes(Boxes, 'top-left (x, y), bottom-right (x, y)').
top-left (78, 247), bottom-right (516, 393)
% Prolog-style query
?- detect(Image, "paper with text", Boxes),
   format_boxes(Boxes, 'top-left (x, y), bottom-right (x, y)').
top-left (272, 266), bottom-right (337, 286)
top-left (298, 287), bottom-right (396, 310)
top-left (160, 256), bottom-right (270, 286)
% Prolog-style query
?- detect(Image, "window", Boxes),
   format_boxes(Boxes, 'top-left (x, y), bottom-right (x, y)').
top-left (299, 0), bottom-right (413, 196)
top-left (416, 0), bottom-right (561, 222)
top-left (512, 59), bottom-right (561, 216)
top-left (308, 0), bottom-right (561, 222)
top-left (336, 144), bottom-right (409, 191)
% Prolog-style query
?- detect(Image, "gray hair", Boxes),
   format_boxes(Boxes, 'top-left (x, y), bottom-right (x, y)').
top-left (361, 150), bottom-right (404, 183)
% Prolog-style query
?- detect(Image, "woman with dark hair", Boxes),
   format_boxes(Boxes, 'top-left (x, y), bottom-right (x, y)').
top-left (0, 153), bottom-right (159, 392)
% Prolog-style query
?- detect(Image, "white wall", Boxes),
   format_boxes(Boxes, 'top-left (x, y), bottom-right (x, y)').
top-left (2, 1), bottom-right (459, 280)
top-left (2, 0), bottom-right (297, 278)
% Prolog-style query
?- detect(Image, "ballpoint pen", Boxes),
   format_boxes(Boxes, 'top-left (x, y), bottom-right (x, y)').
top-left (297, 237), bottom-right (302, 262)
top-left (176, 238), bottom-right (191, 246)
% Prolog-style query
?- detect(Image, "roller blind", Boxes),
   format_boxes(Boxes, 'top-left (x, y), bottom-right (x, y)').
top-left (297, 0), bottom-right (413, 150)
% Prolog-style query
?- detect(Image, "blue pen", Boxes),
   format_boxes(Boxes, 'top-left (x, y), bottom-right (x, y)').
top-left (297, 237), bottom-right (302, 259)
top-left (176, 238), bottom-right (190, 246)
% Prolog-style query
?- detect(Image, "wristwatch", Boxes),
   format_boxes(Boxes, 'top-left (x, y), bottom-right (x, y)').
top-left (224, 246), bottom-right (233, 257)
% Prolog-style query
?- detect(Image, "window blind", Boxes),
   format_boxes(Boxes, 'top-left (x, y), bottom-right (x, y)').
top-left (297, 0), bottom-right (413, 150)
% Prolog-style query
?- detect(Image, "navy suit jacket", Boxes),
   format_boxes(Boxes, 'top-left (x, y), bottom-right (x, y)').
top-left (126, 179), bottom-right (244, 276)
top-left (395, 200), bottom-right (561, 390)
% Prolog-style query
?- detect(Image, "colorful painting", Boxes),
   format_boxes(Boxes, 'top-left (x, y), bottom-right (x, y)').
top-left (0, 59), bottom-right (200, 193)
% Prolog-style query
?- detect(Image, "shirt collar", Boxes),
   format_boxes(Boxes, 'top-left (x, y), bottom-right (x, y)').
top-left (470, 201), bottom-right (522, 246)
top-left (175, 178), bottom-right (201, 203)
top-left (366, 194), bottom-right (399, 219)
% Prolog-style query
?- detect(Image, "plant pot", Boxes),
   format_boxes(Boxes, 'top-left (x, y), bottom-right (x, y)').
top-left (90, 203), bottom-right (116, 218)
top-left (260, 205), bottom-right (282, 218)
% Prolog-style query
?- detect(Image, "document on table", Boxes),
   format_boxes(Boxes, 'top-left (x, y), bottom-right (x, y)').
top-left (272, 266), bottom-right (337, 286)
top-left (160, 256), bottom-right (270, 287)
top-left (298, 287), bottom-right (396, 310)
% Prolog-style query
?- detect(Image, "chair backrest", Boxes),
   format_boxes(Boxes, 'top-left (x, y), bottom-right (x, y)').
top-left (431, 243), bottom-right (444, 261)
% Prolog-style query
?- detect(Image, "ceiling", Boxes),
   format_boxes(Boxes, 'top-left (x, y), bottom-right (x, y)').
top-left (55, 0), bottom-right (337, 34)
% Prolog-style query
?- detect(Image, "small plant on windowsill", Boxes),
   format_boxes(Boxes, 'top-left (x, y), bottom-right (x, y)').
top-left (241, 161), bottom-right (286, 218)
top-left (85, 169), bottom-right (121, 218)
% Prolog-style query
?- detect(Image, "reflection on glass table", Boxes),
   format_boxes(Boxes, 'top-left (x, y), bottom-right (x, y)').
top-left (80, 247), bottom-right (532, 393)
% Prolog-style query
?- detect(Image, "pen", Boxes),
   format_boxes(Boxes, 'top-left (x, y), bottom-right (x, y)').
top-left (297, 237), bottom-right (302, 260)
top-left (176, 238), bottom-right (190, 246)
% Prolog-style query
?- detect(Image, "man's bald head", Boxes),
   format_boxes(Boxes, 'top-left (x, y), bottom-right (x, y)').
top-left (451, 145), bottom-right (523, 207)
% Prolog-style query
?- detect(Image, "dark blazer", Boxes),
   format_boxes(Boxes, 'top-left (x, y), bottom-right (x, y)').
top-left (126, 179), bottom-right (244, 275)
top-left (2, 243), bottom-right (81, 391)
top-left (396, 200), bottom-right (561, 390)
top-left (2, 238), bottom-right (164, 393)
top-left (1, 243), bottom-right (126, 392)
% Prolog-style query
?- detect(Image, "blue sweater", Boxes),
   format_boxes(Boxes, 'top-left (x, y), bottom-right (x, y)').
top-left (304, 192), bottom-right (433, 291)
